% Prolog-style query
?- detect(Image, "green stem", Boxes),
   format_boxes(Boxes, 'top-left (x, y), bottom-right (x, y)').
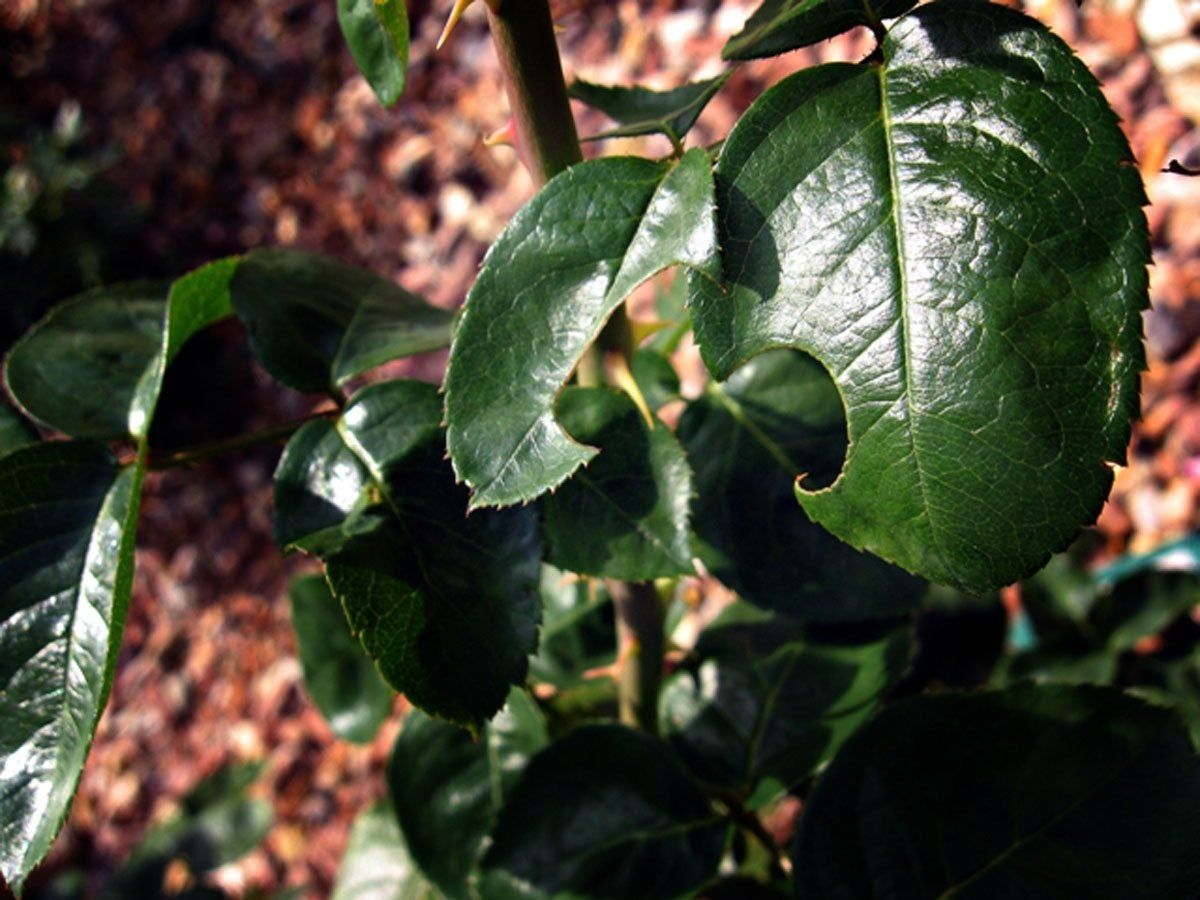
top-left (485, 0), bottom-right (582, 187)
top-left (484, 0), bottom-right (664, 732)
top-left (146, 409), bottom-right (337, 470)
top-left (608, 579), bottom-right (664, 735)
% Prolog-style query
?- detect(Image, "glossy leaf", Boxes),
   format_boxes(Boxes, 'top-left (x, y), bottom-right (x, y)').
top-left (0, 403), bottom-right (37, 455)
top-left (5, 258), bottom-right (237, 440)
top-left (723, 0), bottom-right (916, 60)
top-left (5, 283), bottom-right (166, 439)
top-left (661, 608), bottom-right (912, 807)
top-left (446, 148), bottom-right (717, 508)
top-left (332, 803), bottom-right (438, 900)
top-left (793, 684), bottom-right (1200, 897)
top-left (337, 0), bottom-right (409, 108)
top-left (389, 689), bottom-right (548, 898)
top-left (677, 350), bottom-right (923, 621)
top-left (529, 566), bottom-right (616, 689)
top-left (275, 380), bottom-right (541, 728)
top-left (692, 1), bottom-right (1149, 591)
top-left (290, 574), bottom-right (393, 744)
top-left (543, 387), bottom-right (693, 579)
top-left (570, 73), bottom-right (731, 145)
top-left (0, 442), bottom-right (144, 894)
top-left (231, 249), bottom-right (454, 394)
top-left (483, 724), bottom-right (726, 898)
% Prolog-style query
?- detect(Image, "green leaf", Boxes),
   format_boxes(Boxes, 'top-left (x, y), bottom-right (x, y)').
top-left (4, 258), bottom-right (237, 440)
top-left (337, 0), bottom-right (409, 108)
top-left (529, 566), bottom-right (616, 690)
top-left (332, 803), bottom-right (438, 900)
top-left (691, 1), bottom-right (1149, 592)
top-left (290, 574), bottom-right (393, 744)
top-left (631, 348), bottom-right (681, 409)
top-left (0, 403), bottom-right (37, 455)
top-left (5, 283), bottom-right (167, 438)
top-left (446, 148), bottom-right (717, 508)
top-left (677, 350), bottom-right (923, 621)
top-left (543, 387), bottom-right (693, 579)
top-left (231, 249), bottom-right (455, 394)
top-left (570, 73), bottom-right (731, 145)
top-left (723, 0), bottom-right (916, 60)
top-left (661, 610), bottom-right (912, 807)
top-left (275, 380), bottom-right (542, 728)
top-left (389, 689), bottom-right (549, 898)
top-left (793, 684), bottom-right (1200, 897)
top-left (482, 724), bottom-right (726, 898)
top-left (0, 442), bottom-right (144, 894)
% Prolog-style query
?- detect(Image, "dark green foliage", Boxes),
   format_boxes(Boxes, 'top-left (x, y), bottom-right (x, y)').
top-left (570, 73), bottom-right (730, 145)
top-left (678, 350), bottom-right (923, 621)
top-left (483, 725), bottom-right (726, 898)
top-left (337, 0), bottom-right (410, 108)
top-left (543, 387), bottom-right (693, 579)
top-left (290, 574), bottom-right (393, 744)
top-left (793, 685), bottom-right (1200, 897)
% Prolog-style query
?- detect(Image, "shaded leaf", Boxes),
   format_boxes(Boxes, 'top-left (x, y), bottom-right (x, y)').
top-left (275, 380), bottom-right (541, 728)
top-left (5, 282), bottom-right (167, 438)
top-left (570, 73), bottom-right (731, 145)
top-left (389, 689), bottom-right (548, 898)
top-left (482, 724), bottom-right (725, 898)
top-left (793, 684), bottom-right (1200, 898)
top-left (337, 0), bottom-right (409, 108)
top-left (231, 249), bottom-right (454, 394)
top-left (677, 350), bottom-right (923, 621)
top-left (723, 0), bottom-right (916, 60)
top-left (661, 609), bottom-right (912, 807)
top-left (290, 574), bottom-right (393, 744)
top-left (0, 403), bottom-right (37, 455)
top-left (691, 1), bottom-right (1148, 591)
top-left (332, 803), bottom-right (438, 900)
top-left (0, 442), bottom-right (144, 894)
top-left (5, 258), bottom-right (237, 440)
top-left (446, 148), bottom-right (717, 508)
top-left (529, 566), bottom-right (616, 690)
top-left (543, 387), bottom-right (693, 579)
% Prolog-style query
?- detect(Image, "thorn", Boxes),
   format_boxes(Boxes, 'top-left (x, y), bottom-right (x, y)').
top-left (629, 318), bottom-right (668, 345)
top-left (609, 354), bottom-right (655, 429)
top-left (437, 0), bottom-right (473, 50)
top-left (553, 21), bottom-right (565, 34)
top-left (483, 118), bottom-right (518, 148)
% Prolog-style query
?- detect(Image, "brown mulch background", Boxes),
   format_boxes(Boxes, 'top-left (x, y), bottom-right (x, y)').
top-left (2, 0), bottom-right (1198, 896)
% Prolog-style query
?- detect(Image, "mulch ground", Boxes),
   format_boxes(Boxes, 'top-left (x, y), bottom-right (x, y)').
top-left (2, 0), bottom-right (1198, 896)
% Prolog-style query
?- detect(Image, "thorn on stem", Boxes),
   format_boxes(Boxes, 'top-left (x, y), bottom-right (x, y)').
top-left (436, 0), bottom-right (474, 50)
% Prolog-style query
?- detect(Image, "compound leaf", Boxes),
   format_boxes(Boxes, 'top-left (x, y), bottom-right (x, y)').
top-left (275, 380), bottom-right (541, 728)
top-left (692, 1), bottom-right (1149, 592)
top-left (290, 574), bottom-right (393, 744)
top-left (661, 609), bottom-right (912, 807)
top-left (543, 387), bottom-right (693, 580)
top-left (794, 684), bottom-right (1200, 897)
top-left (483, 724), bottom-right (726, 898)
top-left (446, 148), bottom-right (717, 508)
top-left (337, 0), bottom-right (409, 108)
top-left (678, 350), bottom-right (923, 620)
top-left (570, 73), bottom-right (731, 145)
top-left (389, 689), bottom-right (548, 898)
top-left (0, 442), bottom-right (144, 894)
top-left (723, 0), bottom-right (916, 60)
top-left (231, 249), bottom-right (454, 394)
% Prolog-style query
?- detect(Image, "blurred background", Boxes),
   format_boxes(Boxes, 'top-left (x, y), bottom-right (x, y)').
top-left (2, 0), bottom-right (1198, 896)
